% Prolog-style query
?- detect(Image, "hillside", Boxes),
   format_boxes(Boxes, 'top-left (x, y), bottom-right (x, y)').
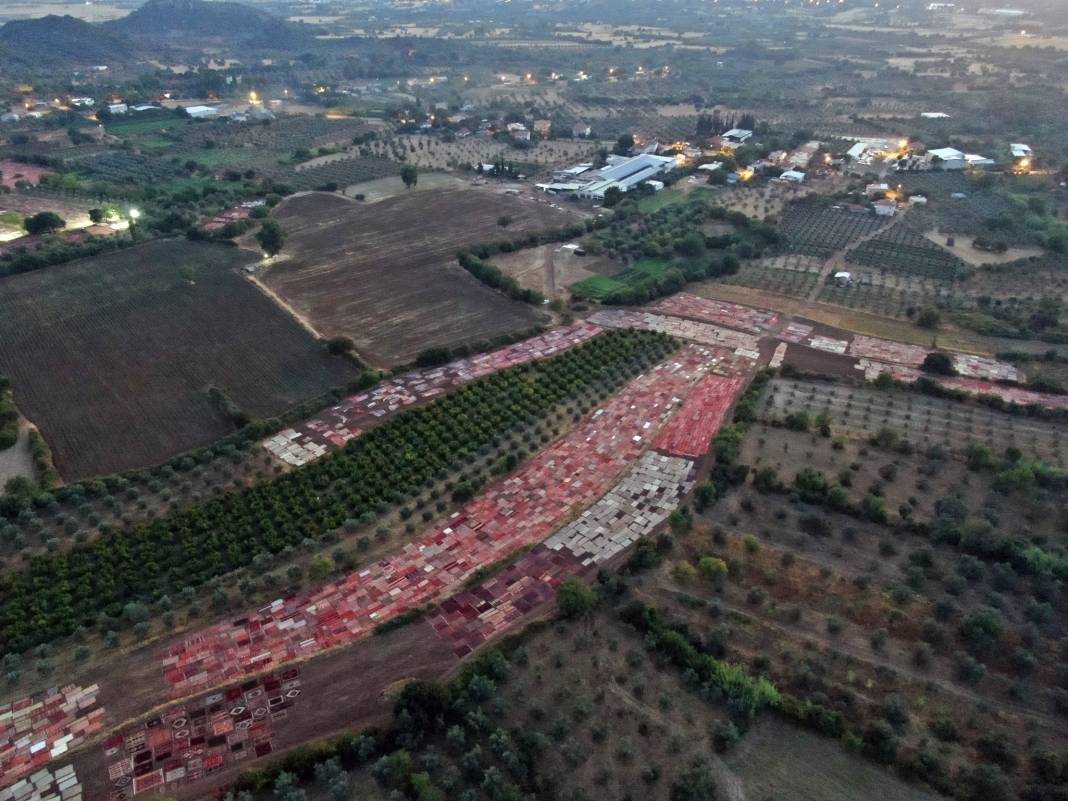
top-left (0, 15), bottom-right (137, 69)
top-left (110, 0), bottom-right (317, 48)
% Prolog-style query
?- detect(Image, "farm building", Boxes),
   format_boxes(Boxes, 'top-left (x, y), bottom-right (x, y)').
top-left (846, 138), bottom-right (903, 164)
top-left (928, 147), bottom-right (966, 170)
top-left (722, 128), bottom-right (753, 144)
top-left (788, 142), bottom-right (821, 168)
top-left (1010, 143), bottom-right (1033, 169)
top-left (184, 105), bottom-right (219, 119)
top-left (107, 103), bottom-right (128, 115)
top-left (537, 154), bottom-right (676, 200)
top-left (779, 170), bottom-right (806, 183)
top-left (874, 199), bottom-right (898, 217)
top-left (572, 123), bottom-right (592, 139)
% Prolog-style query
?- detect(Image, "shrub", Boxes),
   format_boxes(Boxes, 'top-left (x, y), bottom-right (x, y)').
top-left (556, 578), bottom-right (596, 620)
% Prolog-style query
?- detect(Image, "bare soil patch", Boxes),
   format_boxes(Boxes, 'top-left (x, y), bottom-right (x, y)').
top-left (0, 239), bottom-right (357, 479)
top-left (490, 244), bottom-right (617, 296)
top-left (0, 417), bottom-right (34, 486)
top-left (922, 231), bottom-right (1043, 266)
top-left (263, 189), bottom-right (578, 365)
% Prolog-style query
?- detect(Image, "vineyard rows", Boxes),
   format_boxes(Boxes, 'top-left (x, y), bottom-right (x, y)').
top-left (781, 202), bottom-right (887, 258)
top-left (846, 223), bottom-right (969, 280)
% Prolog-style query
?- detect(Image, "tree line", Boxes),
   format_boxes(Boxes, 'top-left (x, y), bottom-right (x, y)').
top-left (0, 330), bottom-right (675, 654)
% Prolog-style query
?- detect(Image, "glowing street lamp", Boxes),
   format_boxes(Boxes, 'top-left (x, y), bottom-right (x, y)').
top-left (128, 208), bottom-right (141, 221)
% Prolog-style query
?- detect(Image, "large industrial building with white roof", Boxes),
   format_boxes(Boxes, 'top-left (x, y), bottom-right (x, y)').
top-left (535, 153), bottom-right (677, 200)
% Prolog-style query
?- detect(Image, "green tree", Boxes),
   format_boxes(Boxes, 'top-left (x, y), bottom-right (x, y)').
top-left (693, 481), bottom-right (716, 511)
top-left (308, 555), bottom-right (334, 581)
top-left (401, 165), bottom-right (419, 189)
top-left (613, 133), bottom-right (635, 155)
top-left (24, 212), bottom-right (65, 236)
top-left (256, 220), bottom-right (286, 257)
top-left (556, 578), bottom-right (596, 620)
top-left (670, 764), bottom-right (717, 801)
top-left (602, 186), bottom-right (623, 208)
top-left (915, 307), bottom-right (941, 329)
top-left (921, 352), bottom-right (956, 376)
top-left (697, 556), bottom-right (727, 581)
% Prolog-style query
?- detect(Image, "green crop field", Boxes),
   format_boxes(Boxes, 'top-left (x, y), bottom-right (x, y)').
top-left (571, 258), bottom-right (671, 299)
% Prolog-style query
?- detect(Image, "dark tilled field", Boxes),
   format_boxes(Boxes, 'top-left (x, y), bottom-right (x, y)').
top-left (263, 189), bottom-right (578, 366)
top-left (0, 240), bottom-right (357, 480)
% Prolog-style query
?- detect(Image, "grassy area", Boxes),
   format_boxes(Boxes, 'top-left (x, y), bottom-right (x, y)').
top-left (571, 257), bottom-right (671, 299)
top-left (106, 116), bottom-right (190, 136)
top-left (326, 99), bottom-right (393, 116)
top-left (638, 187), bottom-right (685, 214)
top-left (725, 718), bottom-right (939, 801)
top-left (0, 211), bottom-right (23, 227)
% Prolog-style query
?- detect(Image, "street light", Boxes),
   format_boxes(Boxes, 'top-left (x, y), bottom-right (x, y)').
top-left (129, 208), bottom-right (141, 220)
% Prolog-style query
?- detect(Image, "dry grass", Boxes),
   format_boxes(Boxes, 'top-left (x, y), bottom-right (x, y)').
top-left (689, 280), bottom-right (990, 353)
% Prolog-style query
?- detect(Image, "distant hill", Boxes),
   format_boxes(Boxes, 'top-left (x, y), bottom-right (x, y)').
top-left (0, 15), bottom-right (138, 69)
top-left (110, 0), bottom-right (317, 49)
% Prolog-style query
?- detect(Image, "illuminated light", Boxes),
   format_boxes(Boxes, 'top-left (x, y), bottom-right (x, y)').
top-left (128, 208), bottom-right (141, 220)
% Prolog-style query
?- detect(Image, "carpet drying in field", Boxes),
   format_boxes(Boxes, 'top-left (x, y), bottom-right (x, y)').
top-left (431, 452), bottom-right (698, 656)
top-left (0, 240), bottom-right (357, 479)
top-left (792, 329), bottom-right (1021, 382)
top-left (545, 452), bottom-right (696, 565)
top-left (587, 310), bottom-right (762, 354)
top-left (162, 348), bottom-right (712, 695)
top-left (428, 546), bottom-right (587, 658)
top-left (777, 322), bottom-right (813, 343)
top-left (769, 342), bottom-right (788, 369)
top-left (264, 322), bottom-right (602, 466)
top-left (848, 334), bottom-right (928, 367)
top-left (952, 353), bottom-right (1022, 382)
top-left (263, 190), bottom-right (578, 365)
top-left (101, 668), bottom-right (300, 798)
top-left (0, 685), bottom-right (102, 786)
top-left (809, 335), bottom-right (850, 355)
top-left (0, 763), bottom-right (79, 801)
top-left (652, 293), bottom-right (779, 333)
top-left (654, 373), bottom-right (749, 458)
top-left (856, 360), bottom-right (1068, 409)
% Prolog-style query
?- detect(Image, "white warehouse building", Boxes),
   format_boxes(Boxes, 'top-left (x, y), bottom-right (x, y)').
top-left (536, 153), bottom-right (676, 200)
